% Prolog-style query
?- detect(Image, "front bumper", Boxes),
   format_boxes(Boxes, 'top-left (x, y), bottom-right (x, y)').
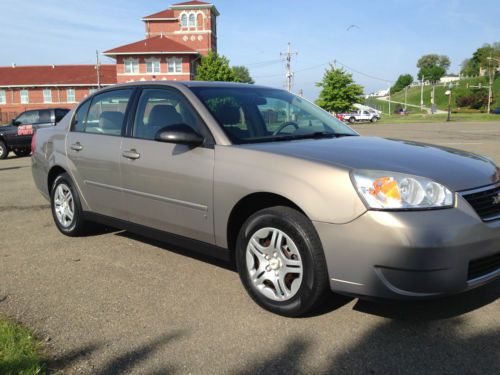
top-left (313, 196), bottom-right (500, 299)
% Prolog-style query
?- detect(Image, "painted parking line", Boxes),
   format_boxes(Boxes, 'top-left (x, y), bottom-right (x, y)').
top-left (437, 142), bottom-right (483, 145)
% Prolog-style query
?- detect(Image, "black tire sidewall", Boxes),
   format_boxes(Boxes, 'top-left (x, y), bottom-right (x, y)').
top-left (236, 207), bottom-right (327, 317)
top-left (50, 173), bottom-right (85, 236)
top-left (0, 141), bottom-right (8, 159)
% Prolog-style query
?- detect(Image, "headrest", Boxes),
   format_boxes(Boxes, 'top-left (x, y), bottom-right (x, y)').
top-left (99, 111), bottom-right (124, 131)
top-left (148, 105), bottom-right (182, 128)
top-left (214, 104), bottom-right (240, 125)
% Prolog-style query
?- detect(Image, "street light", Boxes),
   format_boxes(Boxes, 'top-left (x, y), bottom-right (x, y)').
top-left (445, 83), bottom-right (452, 122)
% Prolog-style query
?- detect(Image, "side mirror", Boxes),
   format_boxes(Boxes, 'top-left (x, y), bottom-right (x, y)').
top-left (155, 124), bottom-right (204, 147)
top-left (11, 119), bottom-right (20, 126)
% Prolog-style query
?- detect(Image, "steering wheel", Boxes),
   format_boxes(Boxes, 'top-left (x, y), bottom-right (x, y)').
top-left (273, 121), bottom-right (299, 135)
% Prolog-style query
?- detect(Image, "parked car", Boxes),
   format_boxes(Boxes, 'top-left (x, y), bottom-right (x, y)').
top-left (32, 82), bottom-right (500, 317)
top-left (338, 109), bottom-right (379, 123)
top-left (0, 108), bottom-right (70, 159)
top-left (491, 107), bottom-right (500, 114)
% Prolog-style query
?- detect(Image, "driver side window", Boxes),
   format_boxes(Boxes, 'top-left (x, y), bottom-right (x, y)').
top-left (16, 111), bottom-right (39, 125)
top-left (132, 88), bottom-right (199, 140)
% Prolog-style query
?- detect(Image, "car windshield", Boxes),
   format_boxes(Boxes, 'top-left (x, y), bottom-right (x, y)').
top-left (191, 87), bottom-right (358, 144)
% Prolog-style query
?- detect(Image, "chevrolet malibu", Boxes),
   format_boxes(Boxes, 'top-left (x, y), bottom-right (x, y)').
top-left (32, 82), bottom-right (500, 316)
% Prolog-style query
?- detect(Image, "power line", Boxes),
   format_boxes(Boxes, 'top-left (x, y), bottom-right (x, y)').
top-left (335, 59), bottom-right (394, 83)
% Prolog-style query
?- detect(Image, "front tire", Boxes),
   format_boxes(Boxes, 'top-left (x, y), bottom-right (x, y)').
top-left (0, 140), bottom-right (8, 159)
top-left (236, 206), bottom-right (329, 317)
top-left (50, 173), bottom-right (91, 236)
top-left (370, 116), bottom-right (378, 123)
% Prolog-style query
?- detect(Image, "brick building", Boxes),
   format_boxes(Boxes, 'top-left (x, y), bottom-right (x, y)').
top-left (0, 1), bottom-right (218, 120)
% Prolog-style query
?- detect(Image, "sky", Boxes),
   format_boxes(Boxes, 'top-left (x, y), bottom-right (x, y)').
top-left (1, 0), bottom-right (499, 100)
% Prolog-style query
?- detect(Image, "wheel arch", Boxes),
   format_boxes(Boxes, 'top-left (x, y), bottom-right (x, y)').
top-left (226, 192), bottom-right (308, 253)
top-left (47, 165), bottom-right (68, 192)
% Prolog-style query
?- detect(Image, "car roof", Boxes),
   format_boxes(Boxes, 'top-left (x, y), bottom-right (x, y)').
top-left (100, 81), bottom-right (275, 91)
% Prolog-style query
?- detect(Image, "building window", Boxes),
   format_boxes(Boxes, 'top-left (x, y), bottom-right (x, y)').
top-left (124, 58), bottom-right (139, 74)
top-left (0, 90), bottom-right (6, 104)
top-left (189, 14), bottom-right (195, 27)
top-left (146, 58), bottom-right (161, 74)
top-left (20, 89), bottom-right (29, 104)
top-left (167, 58), bottom-right (183, 73)
top-left (43, 89), bottom-right (52, 103)
top-left (67, 88), bottom-right (75, 103)
top-left (181, 14), bottom-right (187, 27)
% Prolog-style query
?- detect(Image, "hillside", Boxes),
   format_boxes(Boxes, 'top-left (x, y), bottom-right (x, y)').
top-left (367, 76), bottom-right (500, 114)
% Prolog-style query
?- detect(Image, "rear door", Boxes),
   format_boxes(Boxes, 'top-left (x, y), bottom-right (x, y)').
top-left (66, 89), bottom-right (134, 219)
top-left (120, 87), bottom-right (215, 243)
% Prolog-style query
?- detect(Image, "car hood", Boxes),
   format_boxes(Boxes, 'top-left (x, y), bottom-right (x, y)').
top-left (0, 125), bottom-right (16, 134)
top-left (239, 136), bottom-right (499, 192)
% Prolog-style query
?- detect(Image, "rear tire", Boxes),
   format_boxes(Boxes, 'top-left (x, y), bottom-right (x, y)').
top-left (235, 206), bottom-right (329, 317)
top-left (0, 141), bottom-right (8, 159)
top-left (50, 173), bottom-right (92, 236)
top-left (348, 117), bottom-right (356, 123)
top-left (14, 149), bottom-right (30, 157)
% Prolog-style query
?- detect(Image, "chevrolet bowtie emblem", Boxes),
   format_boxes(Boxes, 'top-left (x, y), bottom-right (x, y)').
top-left (493, 193), bottom-right (500, 205)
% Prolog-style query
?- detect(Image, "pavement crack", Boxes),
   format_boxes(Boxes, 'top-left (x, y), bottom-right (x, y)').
top-left (0, 204), bottom-right (50, 213)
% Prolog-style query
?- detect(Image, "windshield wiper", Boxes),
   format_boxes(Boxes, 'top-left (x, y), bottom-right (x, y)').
top-left (277, 131), bottom-right (357, 141)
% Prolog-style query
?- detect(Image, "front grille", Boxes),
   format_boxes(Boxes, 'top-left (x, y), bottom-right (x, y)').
top-left (468, 252), bottom-right (500, 280)
top-left (461, 184), bottom-right (500, 221)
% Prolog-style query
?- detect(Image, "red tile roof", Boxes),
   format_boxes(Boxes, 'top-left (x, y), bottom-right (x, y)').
top-left (142, 9), bottom-right (176, 20)
top-left (104, 36), bottom-right (198, 56)
top-left (0, 65), bottom-right (117, 87)
top-left (172, 1), bottom-right (211, 6)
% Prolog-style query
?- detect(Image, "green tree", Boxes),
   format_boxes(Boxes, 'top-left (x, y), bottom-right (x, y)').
top-left (417, 54), bottom-right (450, 82)
top-left (390, 74), bottom-right (413, 94)
top-left (231, 66), bottom-right (254, 84)
top-left (460, 42), bottom-right (500, 77)
top-left (195, 51), bottom-right (235, 82)
top-left (315, 66), bottom-right (364, 113)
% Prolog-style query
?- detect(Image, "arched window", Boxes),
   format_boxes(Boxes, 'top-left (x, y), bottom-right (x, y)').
top-left (189, 13), bottom-right (195, 27)
top-left (181, 14), bottom-right (187, 27)
top-left (197, 13), bottom-right (203, 29)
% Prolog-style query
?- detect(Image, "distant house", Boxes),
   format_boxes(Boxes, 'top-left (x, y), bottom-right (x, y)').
top-left (439, 74), bottom-right (460, 84)
top-left (0, 1), bottom-right (219, 116)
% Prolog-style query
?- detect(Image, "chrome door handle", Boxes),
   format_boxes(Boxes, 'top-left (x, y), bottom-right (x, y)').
top-left (122, 149), bottom-right (140, 160)
top-left (70, 142), bottom-right (83, 151)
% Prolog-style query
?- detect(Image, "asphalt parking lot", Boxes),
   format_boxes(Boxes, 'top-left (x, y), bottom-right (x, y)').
top-left (0, 122), bottom-right (499, 374)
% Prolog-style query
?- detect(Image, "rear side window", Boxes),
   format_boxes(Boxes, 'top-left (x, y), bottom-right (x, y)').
top-left (38, 109), bottom-right (52, 123)
top-left (75, 89), bottom-right (133, 135)
top-left (73, 100), bottom-right (91, 132)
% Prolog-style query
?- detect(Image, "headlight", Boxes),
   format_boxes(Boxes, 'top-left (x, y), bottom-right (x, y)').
top-left (352, 170), bottom-right (454, 209)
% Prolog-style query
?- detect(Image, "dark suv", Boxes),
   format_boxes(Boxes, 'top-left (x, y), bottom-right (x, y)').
top-left (0, 108), bottom-right (69, 159)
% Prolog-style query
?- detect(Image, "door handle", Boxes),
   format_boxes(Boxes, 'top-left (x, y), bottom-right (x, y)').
top-left (122, 149), bottom-right (140, 160)
top-left (70, 142), bottom-right (83, 151)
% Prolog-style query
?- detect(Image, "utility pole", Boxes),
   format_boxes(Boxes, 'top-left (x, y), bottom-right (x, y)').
top-left (388, 86), bottom-right (391, 115)
top-left (404, 85), bottom-right (408, 111)
top-left (96, 50), bottom-right (101, 89)
top-left (420, 75), bottom-right (425, 110)
top-left (280, 42), bottom-right (298, 92)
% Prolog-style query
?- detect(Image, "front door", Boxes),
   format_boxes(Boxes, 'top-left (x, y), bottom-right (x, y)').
top-left (66, 88), bottom-right (134, 219)
top-left (120, 87), bottom-right (215, 244)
